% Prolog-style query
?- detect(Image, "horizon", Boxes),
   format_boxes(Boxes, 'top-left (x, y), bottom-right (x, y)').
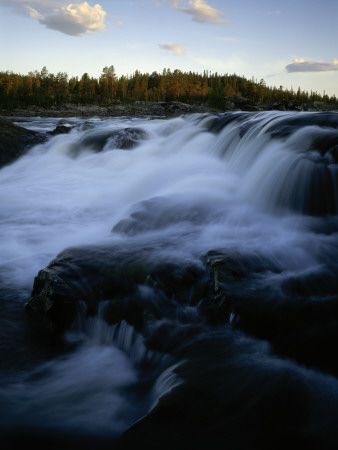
top-left (0, 0), bottom-right (337, 97)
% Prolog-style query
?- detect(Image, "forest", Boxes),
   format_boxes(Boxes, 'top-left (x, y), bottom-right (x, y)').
top-left (0, 65), bottom-right (337, 109)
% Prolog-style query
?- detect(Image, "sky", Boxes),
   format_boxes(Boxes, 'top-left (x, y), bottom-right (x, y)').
top-left (0, 0), bottom-right (337, 97)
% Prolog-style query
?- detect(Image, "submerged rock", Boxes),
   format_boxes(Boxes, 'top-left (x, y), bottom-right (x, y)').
top-left (0, 117), bottom-right (46, 168)
top-left (112, 197), bottom-right (211, 236)
top-left (202, 251), bottom-right (338, 378)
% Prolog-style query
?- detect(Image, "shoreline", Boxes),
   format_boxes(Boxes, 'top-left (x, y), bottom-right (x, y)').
top-left (1, 97), bottom-right (338, 119)
top-left (0, 101), bottom-right (219, 119)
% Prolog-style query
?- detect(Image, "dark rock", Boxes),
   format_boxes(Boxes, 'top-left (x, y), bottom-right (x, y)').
top-left (25, 269), bottom-right (79, 333)
top-left (146, 263), bottom-right (207, 305)
top-left (25, 242), bottom-right (338, 377)
top-left (1, 102), bottom-right (219, 119)
top-left (0, 117), bottom-right (46, 168)
top-left (47, 124), bottom-right (74, 135)
top-left (78, 127), bottom-right (148, 152)
top-left (199, 251), bottom-right (273, 325)
top-left (26, 246), bottom-right (143, 333)
top-left (25, 244), bottom-right (207, 334)
top-left (200, 250), bottom-right (338, 378)
top-left (270, 102), bottom-right (286, 111)
top-left (224, 95), bottom-right (254, 110)
top-left (242, 104), bottom-right (263, 111)
top-left (117, 320), bottom-right (336, 450)
top-left (222, 96), bottom-right (338, 112)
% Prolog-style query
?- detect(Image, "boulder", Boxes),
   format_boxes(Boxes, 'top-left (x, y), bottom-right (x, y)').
top-left (25, 244), bottom-right (206, 334)
top-left (26, 246), bottom-right (143, 333)
top-left (0, 118), bottom-right (46, 168)
top-left (25, 268), bottom-right (79, 333)
top-left (49, 126), bottom-right (149, 157)
top-left (47, 124), bottom-right (74, 135)
top-left (76, 127), bottom-right (148, 153)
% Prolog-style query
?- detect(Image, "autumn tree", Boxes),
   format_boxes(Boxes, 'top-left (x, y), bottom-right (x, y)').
top-left (100, 65), bottom-right (116, 103)
top-left (0, 67), bottom-right (337, 109)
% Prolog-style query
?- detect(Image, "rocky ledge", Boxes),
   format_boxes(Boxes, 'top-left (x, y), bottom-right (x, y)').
top-left (24, 244), bottom-right (338, 448)
top-left (25, 245), bottom-right (338, 378)
top-left (0, 117), bottom-right (47, 168)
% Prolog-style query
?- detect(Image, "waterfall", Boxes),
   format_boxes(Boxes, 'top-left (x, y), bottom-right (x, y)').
top-left (0, 111), bottom-right (337, 448)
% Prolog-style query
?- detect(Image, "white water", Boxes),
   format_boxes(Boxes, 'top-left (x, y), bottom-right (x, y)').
top-left (1, 113), bottom-right (336, 291)
top-left (0, 112), bottom-right (337, 440)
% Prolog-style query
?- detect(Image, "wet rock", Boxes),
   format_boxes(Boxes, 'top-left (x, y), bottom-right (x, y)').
top-left (117, 320), bottom-right (335, 450)
top-left (199, 251), bottom-right (269, 324)
top-left (112, 197), bottom-right (210, 236)
top-left (201, 250), bottom-right (338, 377)
top-left (78, 127), bottom-right (148, 152)
top-left (25, 244), bottom-right (207, 334)
top-left (146, 263), bottom-right (207, 305)
top-left (26, 246), bottom-right (143, 333)
top-left (0, 117), bottom-right (46, 168)
top-left (48, 124), bottom-right (74, 135)
top-left (25, 268), bottom-right (79, 333)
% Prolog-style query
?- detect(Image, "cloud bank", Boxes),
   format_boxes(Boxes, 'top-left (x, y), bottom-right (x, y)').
top-left (159, 43), bottom-right (185, 54)
top-left (286, 58), bottom-right (338, 73)
top-left (25, 1), bottom-right (107, 36)
top-left (168, 0), bottom-right (228, 24)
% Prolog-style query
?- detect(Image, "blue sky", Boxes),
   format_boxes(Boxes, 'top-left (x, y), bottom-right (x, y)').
top-left (0, 0), bottom-right (337, 96)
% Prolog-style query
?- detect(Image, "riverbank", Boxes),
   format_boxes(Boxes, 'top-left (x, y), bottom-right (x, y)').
top-left (1, 97), bottom-right (338, 118)
top-left (0, 101), bottom-right (218, 118)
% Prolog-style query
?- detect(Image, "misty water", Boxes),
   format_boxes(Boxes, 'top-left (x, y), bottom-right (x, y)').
top-left (0, 111), bottom-right (338, 448)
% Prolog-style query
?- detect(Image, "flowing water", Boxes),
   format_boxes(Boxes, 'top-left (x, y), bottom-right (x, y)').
top-left (0, 111), bottom-right (338, 449)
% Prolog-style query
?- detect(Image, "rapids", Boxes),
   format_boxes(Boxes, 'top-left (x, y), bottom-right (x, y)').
top-left (0, 111), bottom-right (337, 449)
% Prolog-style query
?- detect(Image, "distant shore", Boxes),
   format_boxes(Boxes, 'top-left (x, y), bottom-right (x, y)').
top-left (0, 101), bottom-right (218, 118)
top-left (1, 97), bottom-right (338, 118)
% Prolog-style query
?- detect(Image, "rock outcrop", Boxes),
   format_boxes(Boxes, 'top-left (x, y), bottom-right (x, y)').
top-left (25, 243), bottom-right (338, 378)
top-left (0, 118), bottom-right (46, 168)
top-left (25, 245), bottom-right (207, 334)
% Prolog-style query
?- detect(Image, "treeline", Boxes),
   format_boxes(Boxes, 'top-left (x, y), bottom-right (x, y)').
top-left (0, 65), bottom-right (337, 109)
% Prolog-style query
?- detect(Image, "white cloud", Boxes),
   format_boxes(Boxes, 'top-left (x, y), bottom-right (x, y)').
top-left (286, 58), bottom-right (338, 73)
top-left (159, 43), bottom-right (185, 55)
top-left (2, 1), bottom-right (107, 36)
top-left (168, 0), bottom-right (228, 24)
